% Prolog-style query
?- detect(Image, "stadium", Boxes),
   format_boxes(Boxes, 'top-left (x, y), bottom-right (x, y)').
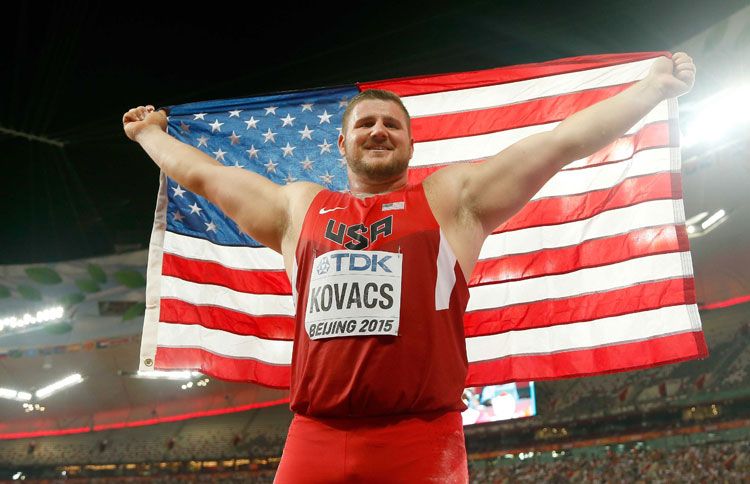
top-left (2, 2), bottom-right (749, 482)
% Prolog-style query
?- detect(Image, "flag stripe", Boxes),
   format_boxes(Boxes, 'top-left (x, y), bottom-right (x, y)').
top-left (472, 225), bottom-right (688, 286)
top-left (465, 330), bottom-right (707, 386)
top-left (156, 322), bottom-right (293, 364)
top-left (465, 304), bottom-right (700, 363)
top-left (155, 347), bottom-right (290, 388)
top-left (164, 231), bottom-right (285, 270)
top-left (160, 298), bottom-right (295, 340)
top-left (464, 277), bottom-right (696, 336)
top-left (468, 251), bottom-right (691, 311)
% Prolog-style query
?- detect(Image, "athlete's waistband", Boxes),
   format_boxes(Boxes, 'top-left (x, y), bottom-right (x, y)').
top-left (292, 408), bottom-right (462, 431)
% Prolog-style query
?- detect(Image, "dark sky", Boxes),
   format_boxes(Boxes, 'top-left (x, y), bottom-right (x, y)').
top-left (2, 0), bottom-right (746, 264)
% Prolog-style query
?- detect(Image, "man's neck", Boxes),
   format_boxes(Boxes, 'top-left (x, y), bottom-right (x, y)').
top-left (347, 173), bottom-right (409, 198)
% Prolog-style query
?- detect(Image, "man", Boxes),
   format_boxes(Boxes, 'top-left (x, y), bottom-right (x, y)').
top-left (123, 53), bottom-right (695, 482)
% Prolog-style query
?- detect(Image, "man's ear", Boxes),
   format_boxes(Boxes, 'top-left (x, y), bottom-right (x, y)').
top-left (338, 133), bottom-right (346, 156)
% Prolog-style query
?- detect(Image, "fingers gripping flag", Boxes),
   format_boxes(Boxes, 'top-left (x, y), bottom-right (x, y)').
top-left (140, 52), bottom-right (707, 388)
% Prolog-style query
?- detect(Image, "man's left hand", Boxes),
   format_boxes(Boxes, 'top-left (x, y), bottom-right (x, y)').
top-left (648, 52), bottom-right (696, 99)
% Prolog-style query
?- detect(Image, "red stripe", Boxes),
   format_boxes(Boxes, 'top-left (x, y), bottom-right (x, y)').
top-left (406, 122), bottom-right (670, 182)
top-left (472, 225), bottom-right (689, 286)
top-left (155, 347), bottom-right (290, 388)
top-left (160, 298), bottom-right (295, 340)
top-left (162, 252), bottom-right (291, 295)
top-left (699, 294), bottom-right (750, 311)
top-left (411, 84), bottom-right (632, 143)
top-left (465, 330), bottom-right (708, 387)
top-left (497, 172), bottom-right (681, 233)
top-left (464, 277), bottom-right (696, 336)
top-left (359, 52), bottom-right (667, 97)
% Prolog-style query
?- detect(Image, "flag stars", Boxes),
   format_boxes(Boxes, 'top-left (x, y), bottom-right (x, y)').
top-left (264, 158), bottom-right (279, 173)
top-left (300, 103), bottom-right (314, 112)
top-left (338, 157), bottom-right (348, 167)
top-left (228, 110), bottom-right (243, 118)
top-left (318, 139), bottom-right (332, 154)
top-left (244, 116), bottom-right (259, 129)
top-left (172, 211), bottom-right (185, 223)
top-left (228, 131), bottom-right (241, 145)
top-left (193, 113), bottom-right (207, 120)
top-left (205, 221), bottom-right (218, 233)
top-left (284, 173), bottom-right (297, 184)
top-left (264, 106), bottom-right (278, 115)
top-left (209, 119), bottom-right (224, 132)
top-left (213, 148), bottom-right (227, 162)
top-left (298, 125), bottom-right (314, 140)
top-left (338, 97), bottom-right (349, 109)
top-left (246, 145), bottom-right (260, 159)
top-left (319, 172), bottom-right (335, 185)
top-left (281, 143), bottom-right (296, 157)
top-left (171, 185), bottom-right (186, 198)
top-left (179, 122), bottom-right (190, 133)
top-left (189, 203), bottom-right (203, 215)
top-left (197, 136), bottom-right (209, 147)
top-left (263, 128), bottom-right (277, 143)
top-left (300, 156), bottom-right (314, 171)
top-left (317, 110), bottom-right (332, 124)
top-left (280, 114), bottom-right (296, 127)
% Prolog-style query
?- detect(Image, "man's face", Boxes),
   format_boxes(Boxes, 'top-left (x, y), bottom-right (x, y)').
top-left (338, 99), bottom-right (414, 182)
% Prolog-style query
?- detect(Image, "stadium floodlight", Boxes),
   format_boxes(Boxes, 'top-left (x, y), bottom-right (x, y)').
top-left (35, 374), bottom-right (83, 400)
top-left (701, 209), bottom-right (726, 230)
top-left (0, 305), bottom-right (64, 334)
top-left (135, 370), bottom-right (201, 380)
top-left (682, 84), bottom-right (750, 148)
top-left (0, 388), bottom-right (32, 402)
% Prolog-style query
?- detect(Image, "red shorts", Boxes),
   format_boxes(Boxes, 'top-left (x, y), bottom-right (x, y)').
top-left (274, 411), bottom-right (468, 483)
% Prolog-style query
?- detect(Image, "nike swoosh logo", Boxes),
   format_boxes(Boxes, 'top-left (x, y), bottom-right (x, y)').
top-left (319, 207), bottom-right (346, 214)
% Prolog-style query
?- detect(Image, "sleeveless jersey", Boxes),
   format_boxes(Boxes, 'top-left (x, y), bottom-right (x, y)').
top-left (290, 183), bottom-right (470, 417)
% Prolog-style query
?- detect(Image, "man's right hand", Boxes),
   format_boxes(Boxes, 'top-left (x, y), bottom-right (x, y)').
top-left (122, 105), bottom-right (167, 141)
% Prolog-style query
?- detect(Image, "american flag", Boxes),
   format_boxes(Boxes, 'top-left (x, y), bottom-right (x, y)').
top-left (140, 52), bottom-right (708, 388)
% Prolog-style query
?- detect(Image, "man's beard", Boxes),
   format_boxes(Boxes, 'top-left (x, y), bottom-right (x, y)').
top-left (347, 153), bottom-right (410, 181)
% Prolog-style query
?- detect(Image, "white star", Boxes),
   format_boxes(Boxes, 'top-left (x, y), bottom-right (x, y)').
top-left (173, 211), bottom-right (184, 222)
top-left (319, 172), bottom-right (335, 185)
top-left (228, 131), bottom-right (241, 145)
top-left (213, 148), bottom-right (227, 162)
top-left (317, 110), bottom-right (332, 124)
top-left (205, 221), bottom-right (218, 233)
top-left (339, 157), bottom-right (348, 167)
top-left (233, 160), bottom-right (245, 168)
top-left (284, 173), bottom-right (297, 184)
top-left (193, 113), bottom-right (207, 120)
top-left (263, 128), bottom-right (277, 143)
top-left (197, 136), bottom-right (209, 147)
top-left (281, 143), bottom-right (296, 157)
top-left (318, 139), bottom-right (332, 154)
top-left (264, 106), bottom-right (278, 115)
top-left (336, 127), bottom-right (342, 135)
top-left (300, 103), bottom-right (314, 112)
top-left (171, 185), bottom-right (186, 198)
top-left (244, 116), bottom-right (259, 129)
top-left (300, 156), bottom-right (314, 171)
top-left (228, 110), bottom-right (242, 118)
top-left (246, 145), bottom-right (260, 159)
top-left (209, 119), bottom-right (224, 133)
top-left (179, 122), bottom-right (190, 133)
top-left (264, 158), bottom-right (278, 173)
top-left (338, 97), bottom-right (349, 109)
top-left (280, 114), bottom-right (296, 127)
top-left (298, 125), bottom-right (314, 140)
top-left (189, 203), bottom-right (203, 215)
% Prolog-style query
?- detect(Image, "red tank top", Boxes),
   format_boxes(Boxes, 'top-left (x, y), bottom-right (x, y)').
top-left (290, 183), bottom-right (469, 417)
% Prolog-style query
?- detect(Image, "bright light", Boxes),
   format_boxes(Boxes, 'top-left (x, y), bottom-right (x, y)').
top-left (35, 374), bottom-right (83, 400)
top-left (0, 388), bottom-right (32, 402)
top-left (136, 370), bottom-right (200, 380)
top-left (686, 225), bottom-right (697, 234)
top-left (701, 209), bottom-right (726, 230)
top-left (0, 306), bottom-right (64, 333)
top-left (16, 392), bottom-right (32, 402)
top-left (685, 212), bottom-right (709, 226)
top-left (682, 85), bottom-right (750, 148)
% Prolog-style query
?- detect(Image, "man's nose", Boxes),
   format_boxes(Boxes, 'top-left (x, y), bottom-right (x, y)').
top-left (369, 120), bottom-right (388, 138)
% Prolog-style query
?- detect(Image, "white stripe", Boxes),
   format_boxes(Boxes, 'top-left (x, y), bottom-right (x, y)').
top-left (467, 251), bottom-right (687, 311)
top-left (533, 147), bottom-right (673, 200)
top-left (435, 230), bottom-right (458, 310)
top-left (161, 276), bottom-right (294, 316)
top-left (163, 231), bottom-right (285, 270)
top-left (465, 304), bottom-right (698, 363)
top-left (409, 102), bottom-right (669, 167)
top-left (403, 58), bottom-right (656, 117)
top-left (156, 322), bottom-right (293, 365)
top-left (480, 199), bottom-right (681, 259)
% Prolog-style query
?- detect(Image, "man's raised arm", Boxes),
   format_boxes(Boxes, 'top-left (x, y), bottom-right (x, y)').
top-left (446, 52), bottom-right (695, 236)
top-left (123, 105), bottom-right (305, 253)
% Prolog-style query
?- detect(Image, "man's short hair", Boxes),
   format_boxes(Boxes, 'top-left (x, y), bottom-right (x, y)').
top-left (341, 89), bottom-right (411, 133)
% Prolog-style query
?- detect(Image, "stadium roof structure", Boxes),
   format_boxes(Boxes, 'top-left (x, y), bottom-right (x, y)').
top-left (1, 1), bottom-right (749, 436)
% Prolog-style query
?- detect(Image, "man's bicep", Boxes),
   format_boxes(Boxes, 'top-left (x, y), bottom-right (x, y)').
top-left (201, 165), bottom-right (289, 252)
top-left (463, 131), bottom-right (569, 234)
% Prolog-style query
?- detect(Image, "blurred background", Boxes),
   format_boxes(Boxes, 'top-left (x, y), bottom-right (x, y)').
top-left (1, 1), bottom-right (749, 481)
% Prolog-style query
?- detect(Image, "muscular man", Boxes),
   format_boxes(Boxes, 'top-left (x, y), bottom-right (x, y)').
top-left (124, 53), bottom-right (694, 482)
